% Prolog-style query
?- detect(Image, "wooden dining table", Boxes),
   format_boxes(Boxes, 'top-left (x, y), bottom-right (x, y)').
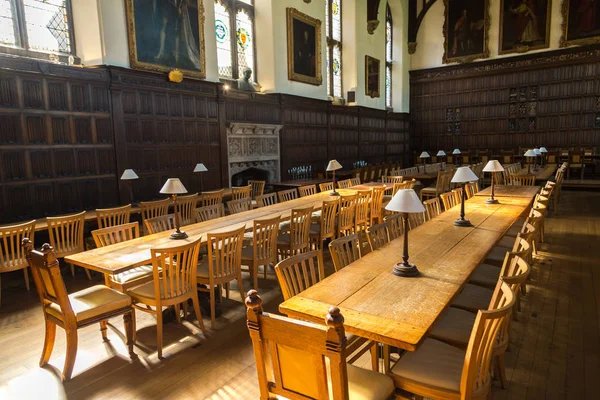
top-left (512, 165), bottom-right (557, 182)
top-left (279, 188), bottom-right (537, 351)
top-left (475, 185), bottom-right (540, 198)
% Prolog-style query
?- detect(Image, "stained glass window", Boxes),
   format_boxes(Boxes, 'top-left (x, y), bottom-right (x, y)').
top-left (385, 5), bottom-right (393, 109)
top-left (326, 0), bottom-right (342, 99)
top-left (215, 0), bottom-right (256, 82)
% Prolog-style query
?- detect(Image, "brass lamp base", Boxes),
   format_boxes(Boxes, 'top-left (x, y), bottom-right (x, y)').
top-left (330, 191), bottom-right (340, 196)
top-left (454, 218), bottom-right (473, 227)
top-left (170, 230), bottom-right (188, 240)
top-left (392, 262), bottom-right (420, 277)
top-left (486, 198), bottom-right (499, 204)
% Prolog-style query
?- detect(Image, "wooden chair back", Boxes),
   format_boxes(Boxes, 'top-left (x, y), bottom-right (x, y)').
top-left (145, 214), bottom-right (176, 234)
top-left (382, 176), bottom-right (403, 195)
top-left (298, 184), bottom-right (317, 197)
top-left (96, 204), bottom-right (131, 229)
top-left (329, 234), bottom-right (361, 272)
top-left (317, 199), bottom-right (339, 243)
top-left (275, 250), bottom-right (324, 300)
top-left (408, 211), bottom-right (426, 230)
top-left (277, 189), bottom-right (298, 202)
top-left (232, 185), bottom-right (252, 200)
top-left (245, 291), bottom-right (349, 400)
top-left (440, 191), bottom-right (459, 211)
top-left (206, 226), bottom-right (246, 283)
top-left (288, 206), bottom-right (314, 254)
top-left (200, 189), bottom-right (224, 207)
top-left (140, 199), bottom-right (170, 233)
top-left (227, 198), bottom-right (252, 214)
top-left (366, 223), bottom-right (390, 251)
top-left (384, 213), bottom-right (404, 240)
top-left (256, 193), bottom-right (278, 208)
top-left (460, 281), bottom-right (515, 397)
top-left (354, 190), bottom-right (372, 231)
top-left (350, 177), bottom-right (361, 186)
top-left (195, 204), bottom-right (225, 222)
top-left (337, 194), bottom-right (357, 236)
top-left (177, 193), bottom-right (199, 225)
top-left (423, 197), bottom-right (442, 220)
top-left (404, 178), bottom-right (417, 189)
top-left (251, 215), bottom-right (281, 269)
top-left (319, 182), bottom-right (334, 192)
top-left (0, 220), bottom-right (36, 273)
top-left (47, 211), bottom-right (86, 258)
top-left (370, 186), bottom-right (386, 225)
top-left (337, 179), bottom-right (353, 189)
top-left (248, 180), bottom-right (265, 199)
top-left (392, 182), bottom-right (409, 196)
top-left (150, 237), bottom-right (201, 302)
top-left (511, 174), bottom-right (535, 186)
top-left (465, 181), bottom-right (479, 199)
top-left (92, 222), bottom-right (139, 248)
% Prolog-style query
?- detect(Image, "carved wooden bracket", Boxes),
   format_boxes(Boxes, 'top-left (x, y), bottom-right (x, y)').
top-left (408, 0), bottom-right (438, 54)
top-left (367, 0), bottom-right (381, 35)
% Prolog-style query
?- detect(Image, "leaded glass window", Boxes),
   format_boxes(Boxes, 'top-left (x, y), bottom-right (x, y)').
top-left (215, 0), bottom-right (256, 83)
top-left (326, 0), bottom-right (342, 99)
top-left (0, 0), bottom-right (18, 46)
top-left (385, 5), bottom-right (392, 109)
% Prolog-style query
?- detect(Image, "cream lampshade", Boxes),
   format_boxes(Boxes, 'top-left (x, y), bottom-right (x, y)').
top-left (437, 150), bottom-right (446, 157)
top-left (326, 160), bottom-right (343, 196)
top-left (160, 178), bottom-right (188, 239)
top-left (385, 189), bottom-right (425, 277)
top-left (534, 148), bottom-right (541, 156)
top-left (451, 167), bottom-right (478, 227)
top-left (539, 147), bottom-right (548, 153)
top-left (524, 149), bottom-right (536, 173)
top-left (419, 151), bottom-right (430, 159)
top-left (452, 148), bottom-right (461, 155)
top-left (193, 163), bottom-right (208, 172)
top-left (483, 160), bottom-right (504, 204)
top-left (120, 169), bottom-right (139, 180)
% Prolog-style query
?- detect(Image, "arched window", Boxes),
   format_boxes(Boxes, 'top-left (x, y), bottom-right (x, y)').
top-left (385, 4), bottom-right (393, 109)
top-left (214, 0), bottom-right (256, 82)
top-left (325, 0), bottom-right (342, 98)
top-left (0, 0), bottom-right (76, 62)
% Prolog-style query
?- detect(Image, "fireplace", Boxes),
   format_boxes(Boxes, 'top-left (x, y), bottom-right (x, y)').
top-left (227, 122), bottom-right (282, 185)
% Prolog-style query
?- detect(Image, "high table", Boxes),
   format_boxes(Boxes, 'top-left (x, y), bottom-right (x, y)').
top-left (279, 188), bottom-right (537, 351)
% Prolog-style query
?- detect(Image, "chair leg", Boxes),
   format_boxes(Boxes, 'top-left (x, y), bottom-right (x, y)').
top-left (209, 286), bottom-right (216, 329)
top-left (156, 308), bottom-right (164, 359)
top-left (70, 263), bottom-right (75, 276)
top-left (39, 319), bottom-right (57, 367)
top-left (192, 292), bottom-right (207, 334)
top-left (225, 283), bottom-right (230, 299)
top-left (174, 304), bottom-right (181, 324)
top-left (23, 267), bottom-right (30, 291)
top-left (237, 273), bottom-right (245, 303)
top-left (253, 264), bottom-right (258, 290)
top-left (100, 320), bottom-right (108, 341)
top-left (182, 300), bottom-right (189, 320)
top-left (496, 353), bottom-right (508, 389)
top-left (123, 312), bottom-right (134, 355)
top-left (131, 307), bottom-right (137, 342)
top-left (84, 268), bottom-right (92, 280)
top-left (370, 343), bottom-right (379, 372)
top-left (62, 328), bottom-right (78, 381)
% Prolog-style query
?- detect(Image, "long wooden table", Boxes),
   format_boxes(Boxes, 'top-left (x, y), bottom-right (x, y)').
top-left (512, 165), bottom-right (557, 182)
top-left (279, 189), bottom-right (537, 351)
top-left (475, 185), bottom-right (540, 198)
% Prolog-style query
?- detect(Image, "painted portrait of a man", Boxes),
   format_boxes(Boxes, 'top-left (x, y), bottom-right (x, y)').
top-left (443, 0), bottom-right (490, 64)
top-left (500, 0), bottom-right (551, 54)
top-left (562, 0), bottom-right (600, 46)
top-left (286, 8), bottom-right (322, 85)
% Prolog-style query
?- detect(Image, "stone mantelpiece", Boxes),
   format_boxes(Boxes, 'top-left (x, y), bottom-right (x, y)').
top-left (227, 123), bottom-right (282, 184)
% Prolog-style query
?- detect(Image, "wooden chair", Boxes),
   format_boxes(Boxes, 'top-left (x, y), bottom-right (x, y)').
top-left (465, 181), bottom-right (479, 199)
top-left (309, 199), bottom-right (338, 250)
top-left (23, 239), bottom-right (134, 381)
top-left (195, 204), bottom-right (225, 222)
top-left (350, 177), bottom-right (361, 186)
top-left (366, 223), bottom-right (390, 251)
top-left (241, 215), bottom-right (280, 289)
top-left (231, 185), bottom-right (252, 200)
top-left (129, 237), bottom-right (205, 358)
top-left (200, 189), bottom-right (225, 207)
top-left (96, 204), bottom-right (131, 229)
top-left (370, 186), bottom-right (386, 225)
top-left (298, 184), bottom-right (317, 197)
top-left (197, 226), bottom-right (246, 329)
top-left (319, 182), bottom-right (334, 192)
top-left (511, 174), bottom-right (535, 186)
top-left (382, 176), bottom-right (403, 194)
top-left (354, 190), bottom-right (372, 232)
top-left (255, 192), bottom-right (278, 208)
top-left (47, 211), bottom-right (90, 279)
top-left (176, 193), bottom-right (199, 225)
top-left (0, 220), bottom-right (36, 306)
top-left (388, 281), bottom-right (515, 400)
top-left (245, 291), bottom-right (394, 400)
top-left (408, 211), bottom-right (427, 230)
top-left (248, 180), bottom-right (265, 199)
top-left (140, 198), bottom-right (170, 234)
top-left (275, 250), bottom-right (325, 300)
top-left (144, 214), bottom-right (176, 234)
top-left (440, 191), bottom-right (459, 211)
top-left (384, 213), bottom-right (404, 240)
top-left (423, 197), bottom-right (442, 220)
top-left (227, 198), bottom-right (252, 214)
top-left (568, 150), bottom-right (584, 179)
top-left (337, 179), bottom-right (353, 189)
top-left (91, 222), bottom-right (154, 293)
top-left (404, 178), bottom-right (417, 189)
top-left (277, 206), bottom-right (313, 259)
top-left (420, 170), bottom-right (447, 201)
top-left (329, 234), bottom-right (362, 272)
top-left (337, 194), bottom-right (357, 236)
top-left (277, 188), bottom-right (298, 202)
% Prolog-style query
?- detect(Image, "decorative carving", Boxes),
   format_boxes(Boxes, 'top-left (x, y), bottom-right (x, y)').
top-left (408, 42), bottom-right (417, 54)
top-left (367, 20), bottom-right (379, 35)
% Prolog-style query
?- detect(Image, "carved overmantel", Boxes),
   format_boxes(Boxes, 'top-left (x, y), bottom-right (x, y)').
top-left (227, 123), bottom-right (283, 185)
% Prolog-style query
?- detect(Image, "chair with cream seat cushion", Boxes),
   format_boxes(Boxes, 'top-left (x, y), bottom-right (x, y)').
top-left (389, 281), bottom-right (515, 400)
top-left (23, 239), bottom-right (134, 381)
top-left (470, 235), bottom-right (531, 288)
top-left (0, 220), bottom-right (36, 306)
top-left (245, 290), bottom-right (394, 399)
top-left (47, 211), bottom-right (91, 279)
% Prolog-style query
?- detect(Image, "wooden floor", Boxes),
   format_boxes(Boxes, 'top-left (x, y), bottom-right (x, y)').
top-left (0, 191), bottom-right (599, 399)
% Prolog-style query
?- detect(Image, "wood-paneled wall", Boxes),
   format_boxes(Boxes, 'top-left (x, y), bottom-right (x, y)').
top-left (0, 56), bottom-right (409, 224)
top-left (410, 45), bottom-right (600, 154)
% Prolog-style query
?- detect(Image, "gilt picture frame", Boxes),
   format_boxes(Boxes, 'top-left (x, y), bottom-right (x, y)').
top-left (443, 0), bottom-right (491, 64)
top-left (125, 0), bottom-right (206, 79)
top-left (286, 8), bottom-right (323, 86)
top-left (365, 55), bottom-right (380, 98)
top-left (560, 0), bottom-right (600, 47)
top-left (499, 0), bottom-right (552, 55)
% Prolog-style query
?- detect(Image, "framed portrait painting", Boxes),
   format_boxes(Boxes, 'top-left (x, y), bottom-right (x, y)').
top-left (443, 0), bottom-right (491, 64)
top-left (499, 0), bottom-right (552, 54)
top-left (365, 56), bottom-right (380, 98)
top-left (286, 8), bottom-right (322, 86)
top-left (560, 0), bottom-right (600, 47)
top-left (125, 0), bottom-right (206, 79)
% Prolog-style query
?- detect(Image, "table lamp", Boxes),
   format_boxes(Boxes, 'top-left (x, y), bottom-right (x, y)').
top-left (452, 148), bottom-right (461, 167)
top-left (451, 166), bottom-right (479, 227)
top-left (160, 178), bottom-right (189, 240)
top-left (419, 151), bottom-right (430, 172)
top-left (326, 159), bottom-right (343, 196)
top-left (524, 149), bottom-right (536, 173)
top-left (120, 169), bottom-right (139, 204)
top-left (437, 150), bottom-right (447, 170)
top-left (385, 189), bottom-right (425, 277)
top-left (539, 147), bottom-right (548, 167)
top-left (193, 163), bottom-right (208, 192)
top-left (482, 160), bottom-right (504, 204)
top-left (533, 148), bottom-right (541, 171)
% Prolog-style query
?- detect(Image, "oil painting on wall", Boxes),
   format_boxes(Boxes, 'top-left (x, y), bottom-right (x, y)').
top-left (286, 8), bottom-right (322, 86)
top-left (443, 0), bottom-right (490, 64)
top-left (560, 0), bottom-right (600, 46)
top-left (499, 0), bottom-right (552, 54)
